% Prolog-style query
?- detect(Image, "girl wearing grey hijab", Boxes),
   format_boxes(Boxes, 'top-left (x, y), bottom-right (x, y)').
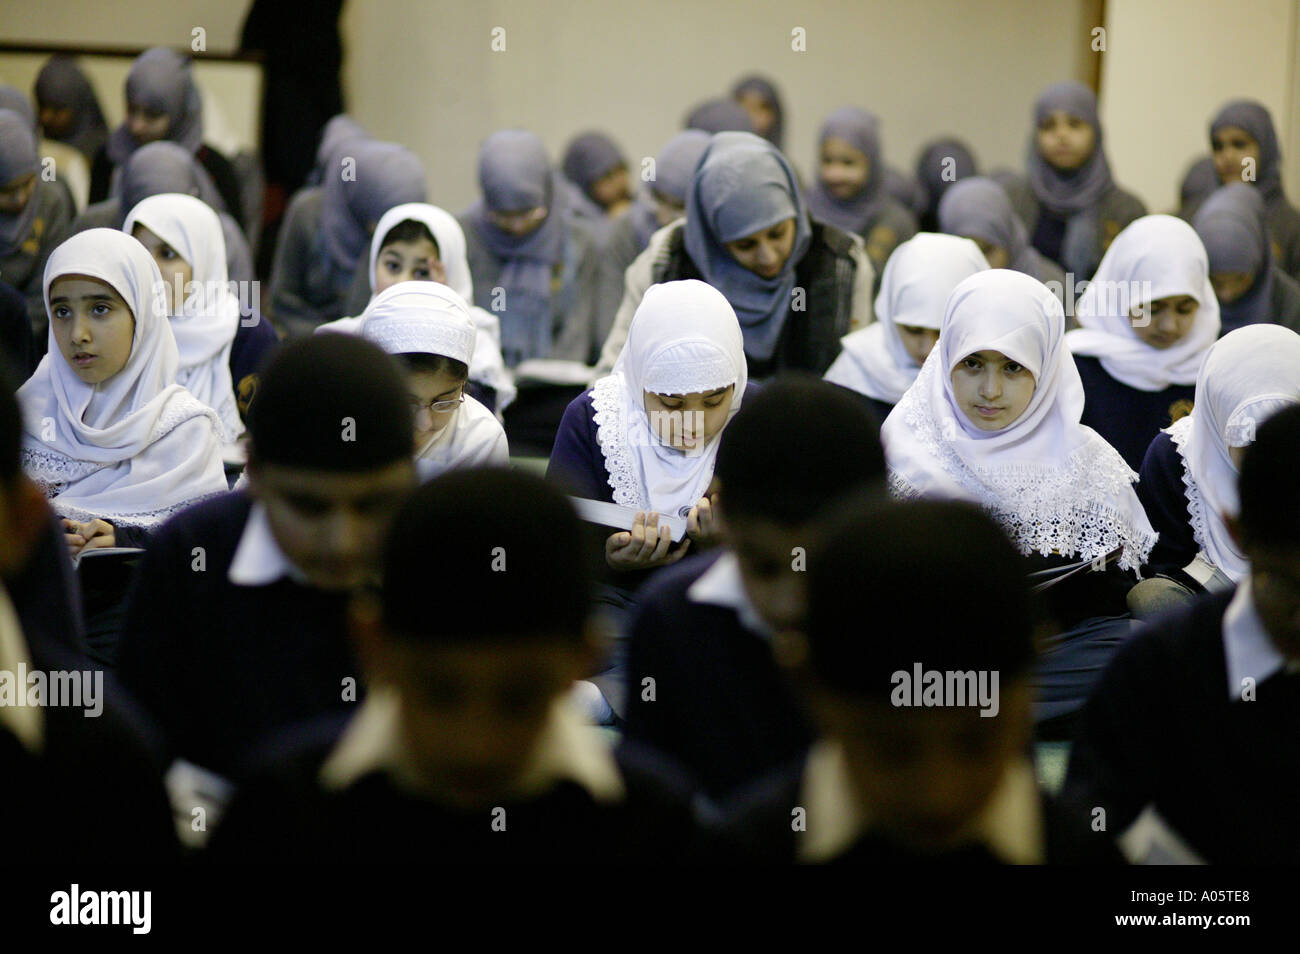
top-left (460, 130), bottom-right (622, 368)
top-left (1203, 99), bottom-right (1300, 282)
top-left (604, 130), bottom-right (711, 285)
top-left (938, 177), bottom-right (1066, 290)
top-left (70, 141), bottom-right (254, 290)
top-left (807, 107), bottom-right (918, 286)
top-left (1193, 182), bottom-right (1300, 335)
top-left (0, 109), bottom-right (76, 346)
top-left (596, 132), bottom-right (875, 379)
top-left (34, 55), bottom-right (108, 162)
top-left (90, 47), bottom-right (243, 228)
top-left (1000, 81), bottom-right (1145, 282)
top-left (270, 138), bottom-right (427, 339)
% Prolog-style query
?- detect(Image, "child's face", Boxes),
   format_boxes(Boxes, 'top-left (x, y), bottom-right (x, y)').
top-left (1035, 110), bottom-right (1095, 172)
top-left (949, 350), bottom-right (1036, 431)
top-left (407, 368), bottom-right (466, 444)
top-left (812, 680), bottom-right (1031, 852)
top-left (723, 217), bottom-right (796, 279)
top-left (373, 238), bottom-right (446, 295)
top-left (896, 324), bottom-right (940, 367)
top-left (589, 165), bottom-right (631, 210)
top-left (819, 137), bottom-right (870, 200)
top-left (0, 172), bottom-right (36, 216)
top-left (38, 104), bottom-right (75, 139)
top-left (249, 457), bottom-right (416, 591)
top-left (642, 384), bottom-right (734, 453)
top-left (1131, 294), bottom-right (1198, 349)
top-left (1212, 125), bottom-right (1261, 186)
top-left (131, 224), bottom-right (192, 313)
top-left (126, 102), bottom-right (169, 145)
top-left (487, 205), bottom-right (548, 238)
top-left (726, 514), bottom-right (811, 633)
top-left (378, 636), bottom-right (587, 809)
top-left (48, 275), bottom-right (136, 385)
top-left (1210, 270), bottom-right (1255, 304)
top-left (1248, 546), bottom-right (1300, 660)
top-left (736, 90), bottom-right (777, 138)
top-left (967, 236), bottom-right (1009, 270)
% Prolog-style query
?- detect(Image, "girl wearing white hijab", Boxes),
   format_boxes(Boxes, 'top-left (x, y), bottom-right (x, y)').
top-left (123, 192), bottom-right (242, 444)
top-left (1068, 214), bottom-right (1221, 469)
top-left (353, 281), bottom-right (507, 477)
top-left (18, 228), bottom-right (227, 551)
top-left (824, 233), bottom-right (987, 421)
top-left (1133, 325), bottom-right (1300, 614)
top-left (882, 268), bottom-right (1157, 729)
top-left (549, 279), bottom-right (747, 574)
top-left (331, 202), bottom-right (515, 415)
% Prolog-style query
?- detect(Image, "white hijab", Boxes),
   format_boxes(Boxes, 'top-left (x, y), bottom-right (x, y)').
top-left (367, 202), bottom-right (515, 413)
top-left (591, 279), bottom-right (748, 515)
top-left (1068, 215), bottom-right (1221, 391)
top-left (355, 281), bottom-right (508, 475)
top-left (825, 233), bottom-right (988, 403)
top-left (18, 228), bottom-right (227, 527)
top-left (123, 192), bottom-right (242, 441)
top-left (883, 269), bottom-right (1155, 571)
top-left (1166, 325), bottom-right (1300, 582)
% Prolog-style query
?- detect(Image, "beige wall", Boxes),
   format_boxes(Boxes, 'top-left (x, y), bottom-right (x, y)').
top-left (342, 0), bottom-right (1090, 213)
top-left (1099, 0), bottom-right (1300, 213)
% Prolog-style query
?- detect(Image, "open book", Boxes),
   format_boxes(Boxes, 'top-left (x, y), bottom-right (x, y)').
top-left (1027, 545), bottom-right (1123, 593)
top-left (568, 497), bottom-right (688, 543)
top-left (71, 546), bottom-right (146, 570)
top-left (512, 359), bottom-right (595, 387)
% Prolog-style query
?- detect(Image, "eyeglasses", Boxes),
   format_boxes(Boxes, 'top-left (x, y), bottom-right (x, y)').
top-left (409, 394), bottom-right (465, 415)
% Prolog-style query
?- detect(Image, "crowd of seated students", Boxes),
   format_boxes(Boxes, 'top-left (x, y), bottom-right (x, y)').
top-left (5, 51), bottom-right (1300, 866)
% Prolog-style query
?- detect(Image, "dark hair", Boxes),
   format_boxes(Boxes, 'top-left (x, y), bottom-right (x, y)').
top-left (379, 218), bottom-right (440, 258)
top-left (380, 468), bottom-right (593, 644)
top-left (1237, 404), bottom-right (1300, 548)
top-left (714, 375), bottom-right (886, 526)
top-left (247, 335), bottom-right (413, 473)
top-left (805, 496), bottom-right (1035, 697)
top-left (398, 352), bottom-right (469, 382)
top-left (0, 359), bottom-right (21, 485)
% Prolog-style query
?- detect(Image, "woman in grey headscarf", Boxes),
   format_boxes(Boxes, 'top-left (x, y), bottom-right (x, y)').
top-left (938, 177), bottom-right (1066, 290)
top-left (1193, 182), bottom-right (1300, 335)
top-left (269, 137), bottom-right (426, 339)
top-left (1201, 99), bottom-right (1300, 282)
top-left (90, 47), bottom-right (243, 228)
top-left (1000, 81), bottom-right (1145, 282)
top-left (596, 131), bottom-right (874, 380)
top-left (34, 55), bottom-right (109, 162)
top-left (460, 130), bottom-right (621, 369)
top-left (604, 130), bottom-right (711, 283)
top-left (0, 109), bottom-right (76, 346)
top-left (807, 107), bottom-right (917, 286)
top-left (70, 141), bottom-right (253, 290)
top-left (561, 131), bottom-right (632, 227)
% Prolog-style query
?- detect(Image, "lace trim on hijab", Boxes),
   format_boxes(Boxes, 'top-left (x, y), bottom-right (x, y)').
top-left (1166, 414), bottom-right (1212, 560)
top-left (889, 371), bottom-right (1156, 571)
top-left (591, 373), bottom-right (646, 509)
top-left (21, 391), bottom-right (223, 525)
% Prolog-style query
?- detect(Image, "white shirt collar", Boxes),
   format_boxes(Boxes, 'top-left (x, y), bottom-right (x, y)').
top-left (1222, 579), bottom-right (1298, 701)
top-left (319, 686), bottom-right (625, 804)
top-left (686, 551), bottom-right (771, 638)
top-left (227, 501), bottom-right (308, 586)
top-left (797, 739), bottom-right (1044, 864)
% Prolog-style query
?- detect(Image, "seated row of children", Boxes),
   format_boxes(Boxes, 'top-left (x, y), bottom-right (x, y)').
top-left (5, 320), bottom-right (1298, 860)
